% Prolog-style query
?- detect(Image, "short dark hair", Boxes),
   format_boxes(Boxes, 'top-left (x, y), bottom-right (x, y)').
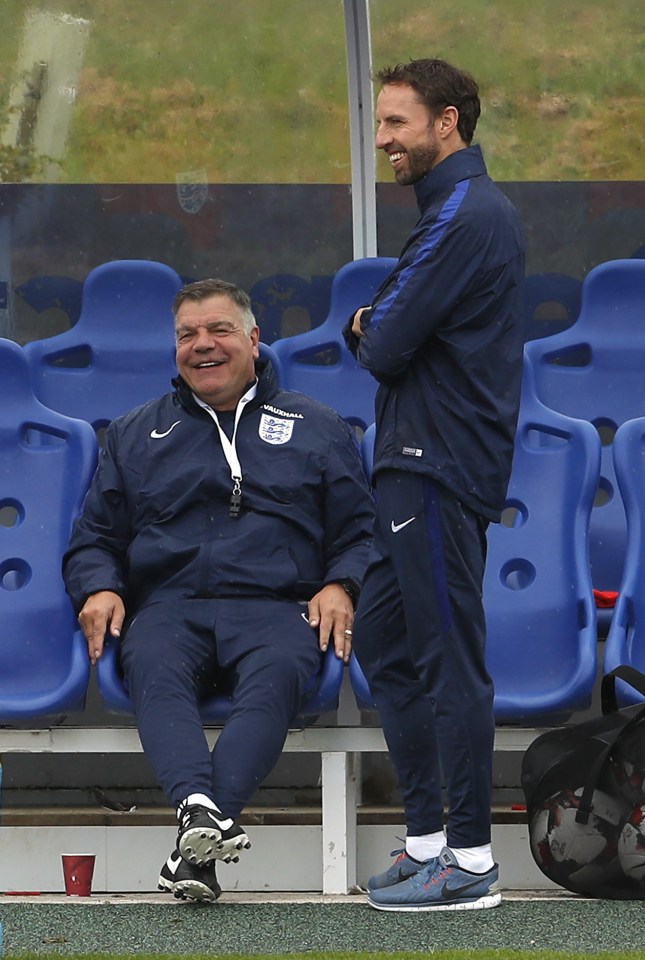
top-left (375, 58), bottom-right (480, 144)
top-left (172, 278), bottom-right (256, 334)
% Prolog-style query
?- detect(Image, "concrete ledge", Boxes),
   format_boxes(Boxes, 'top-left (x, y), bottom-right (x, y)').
top-left (0, 724), bottom-right (544, 753)
top-left (0, 725), bottom-right (538, 895)
top-left (0, 804), bottom-right (528, 827)
top-left (0, 819), bottom-right (549, 893)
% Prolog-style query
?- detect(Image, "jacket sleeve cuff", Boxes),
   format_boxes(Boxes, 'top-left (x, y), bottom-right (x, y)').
top-left (328, 577), bottom-right (360, 609)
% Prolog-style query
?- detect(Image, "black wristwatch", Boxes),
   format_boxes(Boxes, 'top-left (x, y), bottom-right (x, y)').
top-left (334, 578), bottom-right (360, 609)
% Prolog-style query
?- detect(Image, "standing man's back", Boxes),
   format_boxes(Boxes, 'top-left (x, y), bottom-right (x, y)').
top-left (344, 58), bottom-right (524, 912)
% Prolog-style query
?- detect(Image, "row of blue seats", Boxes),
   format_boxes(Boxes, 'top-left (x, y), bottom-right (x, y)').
top-left (15, 260), bottom-right (591, 350)
top-left (2, 257), bottom-right (645, 724)
top-left (19, 257), bottom-right (645, 623)
top-left (18, 257), bottom-right (392, 435)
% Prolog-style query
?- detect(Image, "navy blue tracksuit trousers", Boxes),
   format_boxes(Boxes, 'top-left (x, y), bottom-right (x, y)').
top-left (352, 470), bottom-right (494, 848)
top-left (120, 597), bottom-right (322, 818)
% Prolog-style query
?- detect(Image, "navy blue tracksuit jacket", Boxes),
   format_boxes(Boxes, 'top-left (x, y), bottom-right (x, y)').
top-left (64, 360), bottom-right (374, 615)
top-left (345, 144), bottom-right (525, 521)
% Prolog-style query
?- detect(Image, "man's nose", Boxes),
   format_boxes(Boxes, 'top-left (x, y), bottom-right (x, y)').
top-left (193, 328), bottom-right (216, 349)
top-left (374, 126), bottom-right (390, 150)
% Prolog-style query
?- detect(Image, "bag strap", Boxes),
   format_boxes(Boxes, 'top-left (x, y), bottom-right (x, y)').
top-left (576, 666), bottom-right (645, 824)
top-left (601, 664), bottom-right (645, 713)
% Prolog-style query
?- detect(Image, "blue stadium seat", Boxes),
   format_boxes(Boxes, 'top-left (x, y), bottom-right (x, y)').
top-left (271, 257), bottom-right (397, 431)
top-left (523, 272), bottom-right (581, 342)
top-left (484, 356), bottom-right (600, 720)
top-left (258, 340), bottom-right (283, 384)
top-left (16, 275), bottom-right (84, 328)
top-left (0, 338), bottom-right (97, 720)
top-left (24, 260), bottom-right (184, 434)
top-left (603, 417), bottom-right (645, 704)
top-left (360, 422), bottom-right (376, 483)
top-left (350, 355), bottom-right (601, 721)
top-left (97, 633), bottom-right (344, 724)
top-left (349, 651), bottom-right (375, 712)
top-left (348, 421), bottom-right (377, 709)
top-left (250, 273), bottom-right (333, 344)
top-left (524, 258), bottom-right (645, 633)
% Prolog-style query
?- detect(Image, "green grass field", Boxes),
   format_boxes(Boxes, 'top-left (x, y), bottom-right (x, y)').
top-left (0, 0), bottom-right (643, 184)
top-left (9, 952), bottom-right (645, 960)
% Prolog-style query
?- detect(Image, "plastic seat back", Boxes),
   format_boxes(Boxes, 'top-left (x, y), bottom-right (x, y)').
top-left (16, 275), bottom-right (84, 328)
top-left (350, 356), bottom-right (601, 721)
top-left (97, 635), bottom-right (344, 724)
top-left (0, 338), bottom-right (97, 720)
top-left (485, 356), bottom-right (600, 720)
top-left (272, 258), bottom-right (397, 431)
top-left (604, 418), bottom-right (645, 703)
top-left (523, 272), bottom-right (581, 342)
top-left (24, 260), bottom-right (184, 434)
top-left (525, 259), bottom-right (645, 602)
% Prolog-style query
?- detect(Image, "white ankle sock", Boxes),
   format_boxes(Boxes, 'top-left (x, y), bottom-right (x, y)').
top-left (405, 830), bottom-right (446, 862)
top-left (182, 793), bottom-right (219, 811)
top-left (450, 843), bottom-right (494, 873)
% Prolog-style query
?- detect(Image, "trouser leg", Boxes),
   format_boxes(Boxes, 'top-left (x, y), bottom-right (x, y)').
top-left (122, 597), bottom-right (324, 818)
top-left (353, 553), bottom-right (445, 835)
top-left (120, 600), bottom-right (218, 808)
top-left (353, 470), bottom-right (494, 848)
top-left (208, 598), bottom-right (323, 820)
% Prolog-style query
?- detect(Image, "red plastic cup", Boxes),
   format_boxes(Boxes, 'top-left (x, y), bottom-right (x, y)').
top-left (61, 854), bottom-right (95, 896)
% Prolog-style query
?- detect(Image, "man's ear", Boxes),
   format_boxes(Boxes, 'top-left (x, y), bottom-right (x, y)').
top-left (251, 326), bottom-right (260, 358)
top-left (438, 105), bottom-right (459, 139)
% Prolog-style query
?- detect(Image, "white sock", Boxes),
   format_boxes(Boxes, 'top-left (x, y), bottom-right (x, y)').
top-left (178, 793), bottom-right (234, 829)
top-left (405, 830), bottom-right (446, 862)
top-left (450, 843), bottom-right (495, 873)
top-left (184, 792), bottom-right (219, 810)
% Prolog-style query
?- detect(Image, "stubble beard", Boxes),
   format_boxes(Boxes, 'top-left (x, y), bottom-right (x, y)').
top-left (394, 142), bottom-right (441, 186)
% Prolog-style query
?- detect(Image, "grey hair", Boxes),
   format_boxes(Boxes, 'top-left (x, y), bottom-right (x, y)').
top-left (172, 278), bottom-right (256, 334)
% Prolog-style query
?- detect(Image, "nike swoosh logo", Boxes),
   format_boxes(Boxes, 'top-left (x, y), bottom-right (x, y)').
top-left (206, 810), bottom-right (233, 830)
top-left (150, 421), bottom-right (181, 439)
top-left (301, 612), bottom-right (311, 624)
top-left (439, 877), bottom-right (492, 900)
top-left (166, 855), bottom-right (182, 876)
top-left (391, 517), bottom-right (416, 533)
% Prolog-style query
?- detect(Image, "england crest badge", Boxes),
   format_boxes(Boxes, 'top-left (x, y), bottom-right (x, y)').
top-left (259, 414), bottom-right (294, 445)
top-left (176, 169), bottom-right (209, 214)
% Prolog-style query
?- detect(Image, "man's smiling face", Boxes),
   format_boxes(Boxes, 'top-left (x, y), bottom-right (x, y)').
top-left (375, 82), bottom-right (443, 186)
top-left (175, 294), bottom-right (259, 410)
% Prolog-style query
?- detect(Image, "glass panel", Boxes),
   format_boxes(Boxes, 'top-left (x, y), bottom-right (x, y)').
top-left (3, 182), bottom-right (353, 344)
top-left (1, 0), bottom-right (350, 184)
top-left (370, 0), bottom-right (643, 182)
top-left (0, 1), bottom-right (354, 345)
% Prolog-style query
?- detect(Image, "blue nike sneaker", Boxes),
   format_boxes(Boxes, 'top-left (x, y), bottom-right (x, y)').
top-left (367, 847), bottom-right (501, 911)
top-left (367, 847), bottom-right (431, 891)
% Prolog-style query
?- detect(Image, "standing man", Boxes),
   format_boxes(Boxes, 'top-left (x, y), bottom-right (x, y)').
top-left (65, 278), bottom-right (374, 902)
top-left (344, 59), bottom-right (525, 911)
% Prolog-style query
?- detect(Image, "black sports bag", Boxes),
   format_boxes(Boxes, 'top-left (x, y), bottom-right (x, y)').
top-left (522, 665), bottom-right (645, 899)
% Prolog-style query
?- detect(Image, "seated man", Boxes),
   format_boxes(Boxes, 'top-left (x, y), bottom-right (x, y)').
top-left (63, 278), bottom-right (374, 902)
